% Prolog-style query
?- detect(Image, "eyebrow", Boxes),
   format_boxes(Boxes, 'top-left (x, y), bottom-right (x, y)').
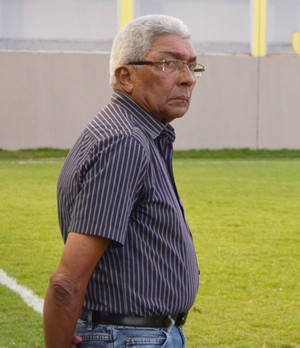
top-left (159, 51), bottom-right (197, 62)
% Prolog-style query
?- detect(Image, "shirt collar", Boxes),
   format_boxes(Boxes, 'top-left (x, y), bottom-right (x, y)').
top-left (111, 90), bottom-right (176, 143)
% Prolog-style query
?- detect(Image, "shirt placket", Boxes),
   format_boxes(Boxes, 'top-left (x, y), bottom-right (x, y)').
top-left (156, 132), bottom-right (186, 219)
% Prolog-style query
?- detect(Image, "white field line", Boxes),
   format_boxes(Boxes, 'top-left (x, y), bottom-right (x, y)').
top-left (0, 269), bottom-right (44, 315)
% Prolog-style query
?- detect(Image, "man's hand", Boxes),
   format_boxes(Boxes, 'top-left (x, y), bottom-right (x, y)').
top-left (43, 232), bottom-right (110, 348)
top-left (71, 334), bottom-right (83, 347)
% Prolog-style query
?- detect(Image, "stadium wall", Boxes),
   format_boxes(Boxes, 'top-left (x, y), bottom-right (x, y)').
top-left (0, 50), bottom-right (299, 150)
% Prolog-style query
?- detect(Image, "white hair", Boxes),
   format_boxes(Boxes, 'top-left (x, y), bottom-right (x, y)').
top-left (109, 14), bottom-right (191, 86)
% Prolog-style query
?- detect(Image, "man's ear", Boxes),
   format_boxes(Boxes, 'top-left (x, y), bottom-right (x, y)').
top-left (114, 66), bottom-right (133, 93)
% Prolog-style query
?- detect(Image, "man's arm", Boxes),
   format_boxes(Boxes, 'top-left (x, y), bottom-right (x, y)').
top-left (43, 232), bottom-right (110, 348)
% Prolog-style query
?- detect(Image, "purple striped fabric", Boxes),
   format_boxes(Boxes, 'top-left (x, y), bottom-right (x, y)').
top-left (57, 90), bottom-right (199, 316)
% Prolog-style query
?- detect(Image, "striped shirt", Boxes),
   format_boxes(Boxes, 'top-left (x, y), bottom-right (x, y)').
top-left (57, 90), bottom-right (199, 316)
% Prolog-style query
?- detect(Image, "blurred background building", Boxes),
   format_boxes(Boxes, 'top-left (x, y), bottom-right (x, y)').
top-left (0, 0), bottom-right (300, 150)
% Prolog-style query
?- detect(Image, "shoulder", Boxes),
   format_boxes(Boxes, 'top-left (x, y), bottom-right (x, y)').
top-left (86, 103), bottom-right (151, 159)
top-left (62, 101), bottom-right (153, 180)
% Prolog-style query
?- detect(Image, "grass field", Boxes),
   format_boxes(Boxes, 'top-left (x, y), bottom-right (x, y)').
top-left (0, 149), bottom-right (300, 347)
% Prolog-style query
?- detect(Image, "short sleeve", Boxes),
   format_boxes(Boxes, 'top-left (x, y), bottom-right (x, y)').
top-left (68, 134), bottom-right (147, 245)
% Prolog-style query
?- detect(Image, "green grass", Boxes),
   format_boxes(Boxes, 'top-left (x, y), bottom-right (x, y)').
top-left (177, 159), bottom-right (300, 347)
top-left (1, 147), bottom-right (300, 160)
top-left (0, 150), bottom-right (300, 347)
top-left (0, 148), bottom-right (70, 160)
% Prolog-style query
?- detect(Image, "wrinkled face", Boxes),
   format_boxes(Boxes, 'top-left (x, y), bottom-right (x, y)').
top-left (116, 34), bottom-right (197, 125)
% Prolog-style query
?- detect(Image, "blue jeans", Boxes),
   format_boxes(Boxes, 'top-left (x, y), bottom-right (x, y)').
top-left (76, 318), bottom-right (186, 347)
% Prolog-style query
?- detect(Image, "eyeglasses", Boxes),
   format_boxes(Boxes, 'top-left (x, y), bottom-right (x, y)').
top-left (128, 59), bottom-right (205, 78)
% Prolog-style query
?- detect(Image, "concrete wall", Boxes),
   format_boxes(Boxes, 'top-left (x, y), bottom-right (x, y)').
top-left (0, 51), bottom-right (111, 150)
top-left (0, 50), bottom-right (300, 150)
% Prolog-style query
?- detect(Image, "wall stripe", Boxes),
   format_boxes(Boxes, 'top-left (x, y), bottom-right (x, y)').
top-left (292, 32), bottom-right (300, 55)
top-left (252, 0), bottom-right (266, 57)
top-left (119, 0), bottom-right (133, 29)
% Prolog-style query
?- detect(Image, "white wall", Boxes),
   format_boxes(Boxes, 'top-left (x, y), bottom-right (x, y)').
top-left (1, 1), bottom-right (300, 150)
top-left (2, 0), bottom-right (299, 54)
top-left (0, 0), bottom-right (118, 40)
top-left (136, 0), bottom-right (251, 44)
top-left (0, 0), bottom-right (118, 51)
top-left (267, 0), bottom-right (300, 53)
top-left (1, 51), bottom-right (300, 151)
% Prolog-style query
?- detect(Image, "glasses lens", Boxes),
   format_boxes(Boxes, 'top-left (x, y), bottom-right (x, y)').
top-left (194, 64), bottom-right (205, 78)
top-left (163, 60), bottom-right (178, 73)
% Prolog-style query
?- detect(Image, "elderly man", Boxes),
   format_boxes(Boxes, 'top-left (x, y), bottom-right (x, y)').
top-left (43, 14), bottom-right (204, 348)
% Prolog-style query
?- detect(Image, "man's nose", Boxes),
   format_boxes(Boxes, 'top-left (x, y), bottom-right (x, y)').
top-left (178, 64), bottom-right (196, 86)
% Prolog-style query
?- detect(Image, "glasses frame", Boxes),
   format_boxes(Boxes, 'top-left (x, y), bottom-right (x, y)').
top-left (128, 59), bottom-right (205, 78)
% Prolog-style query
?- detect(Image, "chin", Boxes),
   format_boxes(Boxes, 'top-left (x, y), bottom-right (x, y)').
top-left (166, 113), bottom-right (185, 124)
top-left (173, 108), bottom-right (189, 119)
top-left (162, 106), bottom-right (188, 124)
